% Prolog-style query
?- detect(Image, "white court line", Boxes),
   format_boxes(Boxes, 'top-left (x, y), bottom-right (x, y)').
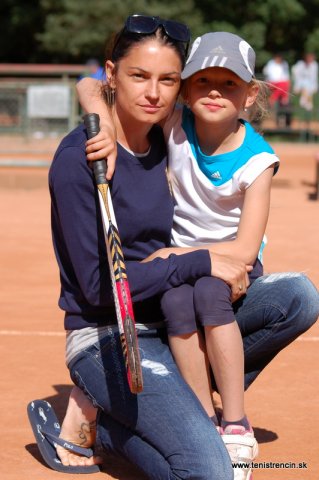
top-left (296, 336), bottom-right (319, 342)
top-left (0, 159), bottom-right (51, 167)
top-left (0, 330), bottom-right (318, 341)
top-left (0, 330), bottom-right (64, 336)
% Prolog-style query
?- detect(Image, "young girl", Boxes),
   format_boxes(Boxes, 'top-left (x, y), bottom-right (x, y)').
top-left (78, 31), bottom-right (278, 479)
top-left (147, 32), bottom-right (278, 477)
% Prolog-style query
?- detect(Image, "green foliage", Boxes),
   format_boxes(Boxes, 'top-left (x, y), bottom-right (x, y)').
top-left (255, 0), bottom-right (305, 21)
top-left (37, 0), bottom-right (140, 61)
top-left (0, 0), bottom-right (46, 62)
top-left (306, 28), bottom-right (319, 57)
top-left (1, 0), bottom-right (319, 68)
top-left (36, 0), bottom-right (202, 62)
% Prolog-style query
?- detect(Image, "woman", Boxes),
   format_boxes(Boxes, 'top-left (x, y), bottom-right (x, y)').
top-left (29, 15), bottom-right (319, 480)
top-left (31, 15), bottom-right (244, 479)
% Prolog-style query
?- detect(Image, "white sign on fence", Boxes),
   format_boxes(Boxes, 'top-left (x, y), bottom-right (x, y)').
top-left (27, 85), bottom-right (70, 118)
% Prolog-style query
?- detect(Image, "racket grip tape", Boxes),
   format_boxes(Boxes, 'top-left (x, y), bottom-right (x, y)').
top-left (83, 113), bottom-right (107, 185)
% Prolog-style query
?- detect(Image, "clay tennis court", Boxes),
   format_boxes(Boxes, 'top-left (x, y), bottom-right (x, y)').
top-left (1, 139), bottom-right (318, 480)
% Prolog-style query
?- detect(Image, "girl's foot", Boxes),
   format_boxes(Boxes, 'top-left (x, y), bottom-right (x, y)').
top-left (221, 425), bottom-right (258, 480)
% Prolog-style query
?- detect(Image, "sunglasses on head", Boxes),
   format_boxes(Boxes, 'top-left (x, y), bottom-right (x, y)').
top-left (113, 14), bottom-right (191, 57)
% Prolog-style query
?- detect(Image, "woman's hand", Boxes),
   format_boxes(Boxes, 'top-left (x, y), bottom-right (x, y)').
top-left (86, 124), bottom-right (117, 180)
top-left (209, 252), bottom-right (252, 301)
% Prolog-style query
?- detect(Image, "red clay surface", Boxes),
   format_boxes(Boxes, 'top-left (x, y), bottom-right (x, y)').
top-left (0, 139), bottom-right (318, 480)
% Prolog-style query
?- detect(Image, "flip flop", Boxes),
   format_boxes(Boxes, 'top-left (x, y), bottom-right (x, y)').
top-left (27, 399), bottom-right (101, 473)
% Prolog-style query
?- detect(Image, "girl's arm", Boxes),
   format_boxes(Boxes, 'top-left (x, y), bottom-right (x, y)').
top-left (143, 166), bottom-right (275, 265)
top-left (76, 77), bottom-right (117, 180)
top-left (207, 165), bottom-right (274, 263)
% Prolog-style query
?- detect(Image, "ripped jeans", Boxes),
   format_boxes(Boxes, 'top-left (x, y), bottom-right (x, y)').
top-left (69, 327), bottom-right (232, 480)
top-left (68, 273), bottom-right (319, 479)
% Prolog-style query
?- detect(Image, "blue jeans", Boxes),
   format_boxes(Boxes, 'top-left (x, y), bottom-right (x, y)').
top-left (69, 273), bottom-right (319, 479)
top-left (234, 272), bottom-right (319, 389)
top-left (69, 328), bottom-right (232, 480)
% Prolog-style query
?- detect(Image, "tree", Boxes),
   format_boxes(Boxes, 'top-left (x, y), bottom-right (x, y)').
top-left (193, 0), bottom-right (306, 69)
top-left (0, 0), bottom-right (46, 62)
top-left (2, 0), bottom-right (319, 66)
top-left (37, 0), bottom-right (202, 63)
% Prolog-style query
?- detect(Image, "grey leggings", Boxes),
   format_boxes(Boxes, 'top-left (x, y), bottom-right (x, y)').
top-left (161, 259), bottom-right (263, 336)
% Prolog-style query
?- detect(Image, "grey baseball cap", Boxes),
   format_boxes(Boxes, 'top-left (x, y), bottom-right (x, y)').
top-left (181, 32), bottom-right (256, 82)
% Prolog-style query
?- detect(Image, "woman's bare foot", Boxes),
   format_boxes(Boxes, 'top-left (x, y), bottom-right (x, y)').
top-left (56, 386), bottom-right (103, 467)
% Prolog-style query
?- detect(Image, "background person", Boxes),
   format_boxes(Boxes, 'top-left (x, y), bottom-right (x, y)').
top-left (292, 52), bottom-right (318, 112)
top-left (79, 58), bottom-right (107, 81)
top-left (263, 53), bottom-right (291, 126)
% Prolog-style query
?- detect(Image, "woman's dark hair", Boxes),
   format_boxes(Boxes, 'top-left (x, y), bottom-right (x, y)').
top-left (107, 27), bottom-right (187, 69)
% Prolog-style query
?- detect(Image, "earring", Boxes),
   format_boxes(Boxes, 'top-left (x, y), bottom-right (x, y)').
top-left (244, 107), bottom-right (248, 112)
top-left (106, 87), bottom-right (116, 106)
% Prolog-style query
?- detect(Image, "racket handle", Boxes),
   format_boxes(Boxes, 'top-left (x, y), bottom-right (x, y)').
top-left (84, 112), bottom-right (100, 138)
top-left (83, 113), bottom-right (107, 185)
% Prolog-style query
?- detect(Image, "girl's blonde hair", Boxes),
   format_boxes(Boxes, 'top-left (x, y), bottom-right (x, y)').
top-left (246, 78), bottom-right (271, 124)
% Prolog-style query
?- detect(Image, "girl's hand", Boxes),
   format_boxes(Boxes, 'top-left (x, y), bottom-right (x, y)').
top-left (86, 124), bottom-right (117, 180)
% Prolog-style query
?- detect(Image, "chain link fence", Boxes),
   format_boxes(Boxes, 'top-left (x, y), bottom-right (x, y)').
top-left (0, 80), bottom-right (80, 138)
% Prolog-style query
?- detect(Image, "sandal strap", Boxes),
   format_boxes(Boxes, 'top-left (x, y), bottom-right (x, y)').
top-left (41, 429), bottom-right (94, 458)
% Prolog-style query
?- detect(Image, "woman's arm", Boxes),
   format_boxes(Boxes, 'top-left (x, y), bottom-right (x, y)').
top-left (143, 166), bottom-right (274, 265)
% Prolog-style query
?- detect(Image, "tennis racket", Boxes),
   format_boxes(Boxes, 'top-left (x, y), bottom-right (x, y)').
top-left (84, 113), bottom-right (143, 394)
